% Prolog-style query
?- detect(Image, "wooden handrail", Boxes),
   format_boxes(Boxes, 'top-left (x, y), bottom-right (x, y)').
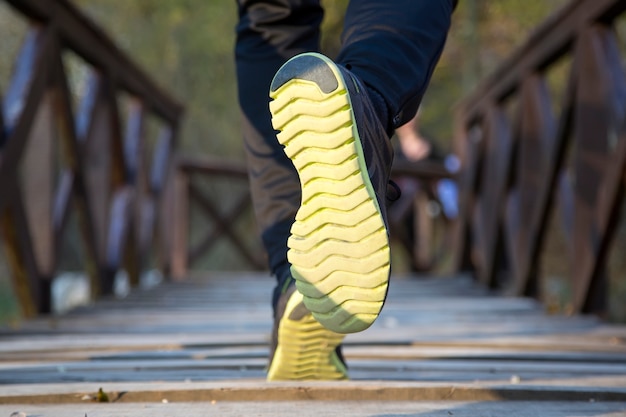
top-left (169, 156), bottom-right (265, 280)
top-left (454, 0), bottom-right (626, 316)
top-left (0, 0), bottom-right (183, 316)
top-left (389, 159), bottom-right (456, 273)
top-left (391, 160), bottom-right (452, 180)
top-left (177, 156), bottom-right (249, 178)
top-left (170, 153), bottom-right (456, 278)
top-left (456, 0), bottom-right (626, 126)
top-left (5, 0), bottom-right (183, 123)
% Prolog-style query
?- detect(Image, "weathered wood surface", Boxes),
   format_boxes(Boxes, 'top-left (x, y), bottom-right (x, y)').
top-left (0, 272), bottom-right (625, 416)
top-left (1, 401), bottom-right (625, 417)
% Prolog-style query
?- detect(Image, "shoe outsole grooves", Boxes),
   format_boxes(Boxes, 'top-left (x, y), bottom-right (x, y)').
top-left (269, 52), bottom-right (390, 334)
top-left (267, 291), bottom-right (347, 381)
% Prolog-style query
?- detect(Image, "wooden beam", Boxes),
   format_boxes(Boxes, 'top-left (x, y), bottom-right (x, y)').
top-left (457, 0), bottom-right (626, 121)
top-left (572, 25), bottom-right (626, 314)
top-left (4, 0), bottom-right (183, 123)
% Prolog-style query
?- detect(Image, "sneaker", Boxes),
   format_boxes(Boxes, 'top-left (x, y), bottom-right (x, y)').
top-left (267, 284), bottom-right (347, 381)
top-left (269, 52), bottom-right (393, 334)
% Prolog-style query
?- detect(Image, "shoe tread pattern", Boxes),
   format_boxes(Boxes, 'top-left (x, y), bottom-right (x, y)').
top-left (269, 53), bottom-right (390, 334)
top-left (267, 291), bottom-right (346, 380)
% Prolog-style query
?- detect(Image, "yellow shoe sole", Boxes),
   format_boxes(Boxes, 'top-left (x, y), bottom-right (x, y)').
top-left (269, 53), bottom-right (390, 334)
top-left (267, 291), bottom-right (347, 381)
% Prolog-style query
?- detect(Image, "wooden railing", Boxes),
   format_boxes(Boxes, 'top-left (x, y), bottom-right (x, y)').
top-left (0, 0), bottom-right (183, 316)
top-left (454, 0), bottom-right (626, 315)
top-left (168, 156), bottom-right (266, 280)
top-left (389, 159), bottom-right (455, 272)
top-left (168, 155), bottom-right (454, 278)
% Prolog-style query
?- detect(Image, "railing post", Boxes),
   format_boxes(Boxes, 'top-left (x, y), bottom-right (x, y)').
top-left (170, 166), bottom-right (189, 281)
top-left (571, 25), bottom-right (626, 314)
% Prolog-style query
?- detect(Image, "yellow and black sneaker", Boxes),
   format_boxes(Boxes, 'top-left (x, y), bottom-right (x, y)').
top-left (269, 52), bottom-right (394, 334)
top-left (267, 284), bottom-right (347, 381)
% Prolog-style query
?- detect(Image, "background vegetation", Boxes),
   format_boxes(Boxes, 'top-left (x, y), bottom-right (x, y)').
top-left (70, 0), bottom-right (569, 155)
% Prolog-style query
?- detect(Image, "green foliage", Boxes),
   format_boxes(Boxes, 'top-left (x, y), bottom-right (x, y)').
top-left (421, 0), bottom-right (570, 147)
top-left (71, 0), bottom-right (570, 156)
top-left (0, 2), bottom-right (28, 93)
top-left (0, 255), bottom-right (20, 326)
top-left (320, 0), bottom-right (348, 59)
top-left (74, 0), bottom-right (242, 159)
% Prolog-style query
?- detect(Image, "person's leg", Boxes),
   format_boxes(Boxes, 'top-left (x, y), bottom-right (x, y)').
top-left (235, 0), bottom-right (323, 307)
top-left (337, 0), bottom-right (456, 131)
top-left (268, 0), bottom-right (455, 334)
top-left (235, 0), bottom-right (347, 381)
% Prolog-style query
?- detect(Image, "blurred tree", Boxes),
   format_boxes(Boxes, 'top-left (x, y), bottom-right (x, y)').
top-left (420, 0), bottom-right (570, 147)
top-left (71, 0), bottom-right (570, 155)
top-left (320, 0), bottom-right (348, 59)
top-left (74, 0), bottom-right (242, 159)
top-left (0, 2), bottom-right (28, 94)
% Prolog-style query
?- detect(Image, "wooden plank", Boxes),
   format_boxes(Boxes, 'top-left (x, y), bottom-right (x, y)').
top-left (391, 159), bottom-right (451, 180)
top-left (0, 26), bottom-right (53, 210)
top-left (452, 124), bottom-right (483, 272)
top-left (511, 74), bottom-right (556, 297)
top-left (76, 73), bottom-right (114, 265)
top-left (1, 401), bottom-right (625, 417)
top-left (170, 170), bottom-right (189, 280)
top-left (572, 25), bottom-right (626, 314)
top-left (150, 126), bottom-right (174, 194)
top-left (177, 156), bottom-right (249, 178)
top-left (0, 271), bottom-right (625, 416)
top-left (1, 184), bottom-right (49, 315)
top-left (103, 187), bottom-right (134, 293)
top-left (20, 90), bottom-right (55, 277)
top-left (3, 350), bottom-right (626, 384)
top-left (0, 380), bottom-right (625, 404)
top-left (475, 104), bottom-right (514, 287)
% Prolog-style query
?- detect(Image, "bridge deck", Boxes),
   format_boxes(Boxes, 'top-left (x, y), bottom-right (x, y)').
top-left (0, 272), bottom-right (625, 416)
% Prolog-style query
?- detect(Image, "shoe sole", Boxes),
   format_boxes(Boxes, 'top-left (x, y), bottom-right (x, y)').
top-left (269, 53), bottom-right (390, 334)
top-left (267, 291), bottom-right (347, 381)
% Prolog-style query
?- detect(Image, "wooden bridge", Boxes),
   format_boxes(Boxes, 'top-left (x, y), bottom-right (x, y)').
top-left (1, 273), bottom-right (625, 416)
top-left (0, 0), bottom-right (625, 415)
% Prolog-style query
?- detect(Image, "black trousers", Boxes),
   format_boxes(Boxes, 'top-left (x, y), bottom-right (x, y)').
top-left (235, 0), bottom-right (455, 296)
